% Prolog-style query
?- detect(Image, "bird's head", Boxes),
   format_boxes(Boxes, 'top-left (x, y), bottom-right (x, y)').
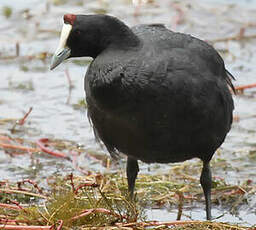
top-left (50, 14), bottom-right (139, 70)
top-left (50, 14), bottom-right (101, 70)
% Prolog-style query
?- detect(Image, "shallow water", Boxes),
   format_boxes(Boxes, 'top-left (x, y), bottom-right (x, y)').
top-left (0, 0), bottom-right (256, 225)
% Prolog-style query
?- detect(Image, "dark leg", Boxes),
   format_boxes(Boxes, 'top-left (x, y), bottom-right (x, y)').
top-left (126, 157), bottom-right (139, 198)
top-left (200, 160), bottom-right (212, 220)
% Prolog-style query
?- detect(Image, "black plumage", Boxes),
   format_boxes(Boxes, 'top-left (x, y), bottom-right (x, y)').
top-left (51, 14), bottom-right (235, 220)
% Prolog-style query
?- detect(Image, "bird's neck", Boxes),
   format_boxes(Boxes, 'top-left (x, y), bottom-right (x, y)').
top-left (95, 23), bottom-right (141, 58)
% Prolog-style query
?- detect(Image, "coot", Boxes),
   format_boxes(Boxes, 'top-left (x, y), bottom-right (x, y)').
top-left (50, 14), bottom-right (235, 220)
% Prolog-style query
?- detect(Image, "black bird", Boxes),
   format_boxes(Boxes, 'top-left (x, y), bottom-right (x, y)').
top-left (50, 14), bottom-right (235, 220)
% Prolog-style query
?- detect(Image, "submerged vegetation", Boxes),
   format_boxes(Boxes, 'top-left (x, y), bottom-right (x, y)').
top-left (0, 170), bottom-right (254, 229)
top-left (2, 6), bottom-right (12, 18)
top-left (8, 78), bottom-right (34, 91)
top-left (72, 98), bottom-right (87, 110)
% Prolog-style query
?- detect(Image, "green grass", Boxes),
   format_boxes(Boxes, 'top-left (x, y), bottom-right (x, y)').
top-left (2, 6), bottom-right (12, 18)
top-left (0, 170), bottom-right (254, 229)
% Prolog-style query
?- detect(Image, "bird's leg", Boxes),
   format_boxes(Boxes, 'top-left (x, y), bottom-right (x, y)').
top-left (200, 160), bottom-right (212, 220)
top-left (126, 157), bottom-right (139, 198)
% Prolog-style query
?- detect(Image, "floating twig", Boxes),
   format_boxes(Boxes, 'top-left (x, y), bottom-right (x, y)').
top-left (36, 138), bottom-right (69, 159)
top-left (67, 173), bottom-right (98, 194)
top-left (176, 191), bottom-right (184, 220)
top-left (0, 119), bottom-right (17, 125)
top-left (7, 199), bottom-right (27, 212)
top-left (11, 107), bottom-right (33, 132)
top-left (0, 219), bottom-right (18, 225)
top-left (171, 2), bottom-right (185, 29)
top-left (0, 203), bottom-right (21, 210)
top-left (114, 220), bottom-right (251, 229)
top-left (67, 173), bottom-right (76, 193)
top-left (0, 135), bottom-right (12, 141)
top-left (238, 27), bottom-right (246, 40)
top-left (64, 68), bottom-right (73, 104)
top-left (210, 33), bottom-right (256, 43)
top-left (17, 107), bottom-right (33, 126)
top-left (0, 225), bottom-right (52, 230)
top-left (17, 179), bottom-right (43, 194)
top-left (56, 220), bottom-right (63, 230)
top-left (132, 0), bottom-right (142, 17)
top-left (0, 188), bottom-right (47, 199)
top-left (0, 142), bottom-right (40, 153)
top-left (70, 151), bottom-right (90, 175)
top-left (15, 42), bottom-right (20, 57)
top-left (71, 208), bottom-right (128, 221)
top-left (117, 220), bottom-right (200, 228)
top-left (74, 182), bottom-right (99, 194)
top-left (235, 83), bottom-right (256, 93)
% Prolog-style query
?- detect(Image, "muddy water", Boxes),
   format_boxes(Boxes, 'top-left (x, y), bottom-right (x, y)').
top-left (0, 0), bottom-right (256, 225)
